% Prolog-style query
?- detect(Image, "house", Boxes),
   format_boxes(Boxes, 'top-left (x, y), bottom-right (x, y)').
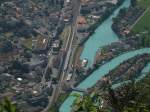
top-left (52, 40), bottom-right (61, 55)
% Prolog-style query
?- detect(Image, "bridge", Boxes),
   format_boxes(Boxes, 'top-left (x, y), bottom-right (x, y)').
top-left (71, 86), bottom-right (87, 93)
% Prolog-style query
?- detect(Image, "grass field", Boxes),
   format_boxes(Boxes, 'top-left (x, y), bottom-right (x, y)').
top-left (23, 38), bottom-right (32, 49)
top-left (132, 8), bottom-right (150, 33)
top-left (138, 0), bottom-right (150, 8)
top-left (60, 25), bottom-right (71, 45)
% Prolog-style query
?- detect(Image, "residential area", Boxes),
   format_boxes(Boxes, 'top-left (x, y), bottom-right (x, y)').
top-left (0, 0), bottom-right (74, 111)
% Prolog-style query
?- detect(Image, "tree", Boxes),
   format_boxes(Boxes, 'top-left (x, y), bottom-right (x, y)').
top-left (123, 103), bottom-right (149, 112)
top-left (131, 0), bottom-right (137, 7)
top-left (71, 92), bottom-right (108, 112)
top-left (72, 73), bottom-right (150, 112)
top-left (12, 60), bottom-right (22, 70)
top-left (0, 40), bottom-right (13, 53)
top-left (0, 98), bottom-right (17, 112)
top-left (119, 8), bottom-right (126, 18)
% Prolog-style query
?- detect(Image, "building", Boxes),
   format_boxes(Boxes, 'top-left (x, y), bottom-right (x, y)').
top-left (52, 40), bottom-right (61, 55)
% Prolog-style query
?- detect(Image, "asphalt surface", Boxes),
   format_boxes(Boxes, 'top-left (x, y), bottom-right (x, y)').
top-left (41, 0), bottom-right (81, 111)
top-left (50, 0), bottom-right (81, 105)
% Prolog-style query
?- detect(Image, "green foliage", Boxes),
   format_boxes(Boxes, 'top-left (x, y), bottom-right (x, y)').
top-left (48, 107), bottom-right (58, 112)
top-left (72, 73), bottom-right (150, 112)
top-left (132, 9), bottom-right (150, 34)
top-left (0, 98), bottom-right (17, 112)
top-left (71, 92), bottom-right (108, 112)
top-left (131, 0), bottom-right (137, 7)
top-left (137, 0), bottom-right (150, 9)
top-left (123, 103), bottom-right (149, 112)
top-left (141, 35), bottom-right (150, 47)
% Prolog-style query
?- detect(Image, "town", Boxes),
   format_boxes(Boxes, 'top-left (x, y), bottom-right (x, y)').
top-left (0, 0), bottom-right (150, 112)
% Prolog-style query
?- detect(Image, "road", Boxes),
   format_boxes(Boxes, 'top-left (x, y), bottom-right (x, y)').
top-left (49, 0), bottom-right (81, 105)
top-left (41, 0), bottom-right (81, 111)
top-left (41, 2), bottom-right (67, 112)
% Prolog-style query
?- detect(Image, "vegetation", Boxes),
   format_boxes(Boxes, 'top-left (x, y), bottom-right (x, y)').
top-left (22, 38), bottom-right (33, 50)
top-left (141, 35), bottom-right (150, 47)
top-left (0, 40), bottom-right (13, 53)
top-left (48, 93), bottom-right (69, 112)
top-left (0, 98), bottom-right (17, 112)
top-left (131, 0), bottom-right (137, 7)
top-left (72, 72), bottom-right (150, 112)
top-left (87, 0), bottom-right (125, 32)
top-left (132, 9), bottom-right (150, 34)
top-left (48, 107), bottom-right (58, 112)
top-left (131, 7), bottom-right (150, 47)
top-left (71, 92), bottom-right (107, 112)
top-left (60, 25), bottom-right (71, 45)
top-left (137, 0), bottom-right (150, 9)
top-left (57, 93), bottom-right (69, 105)
top-left (78, 1), bottom-right (150, 111)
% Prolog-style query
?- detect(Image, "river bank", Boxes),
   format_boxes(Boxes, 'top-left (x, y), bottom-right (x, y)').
top-left (78, 0), bottom-right (126, 46)
top-left (80, 0), bottom-right (131, 67)
top-left (74, 49), bottom-right (150, 86)
top-left (59, 0), bottom-right (133, 111)
top-left (111, 0), bottom-right (150, 38)
top-left (111, 6), bottom-right (145, 38)
top-left (94, 35), bottom-right (150, 66)
top-left (75, 35), bottom-right (145, 87)
top-left (71, 56), bottom-right (150, 112)
top-left (92, 54), bottom-right (150, 91)
top-left (60, 47), bottom-right (150, 112)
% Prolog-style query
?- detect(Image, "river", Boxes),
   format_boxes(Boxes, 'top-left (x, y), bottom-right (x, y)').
top-left (59, 0), bottom-right (150, 112)
top-left (60, 48), bottom-right (150, 112)
top-left (80, 0), bottom-right (131, 67)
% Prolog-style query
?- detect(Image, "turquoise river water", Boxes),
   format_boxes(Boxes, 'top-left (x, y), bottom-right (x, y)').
top-left (59, 0), bottom-right (150, 112)
top-left (80, 0), bottom-right (131, 67)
